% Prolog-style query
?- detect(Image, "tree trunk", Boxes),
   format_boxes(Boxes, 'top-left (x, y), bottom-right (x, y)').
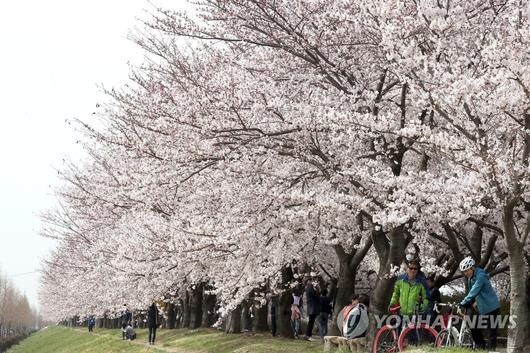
top-left (189, 284), bottom-right (204, 329)
top-left (367, 227), bottom-right (406, 348)
top-left (241, 300), bottom-right (252, 331)
top-left (176, 299), bottom-right (184, 328)
top-left (181, 291), bottom-right (191, 329)
top-left (252, 302), bottom-right (269, 331)
top-left (138, 314), bottom-right (145, 329)
top-left (167, 302), bottom-right (176, 329)
top-left (277, 290), bottom-right (293, 337)
top-left (469, 223), bottom-right (483, 261)
top-left (503, 203), bottom-right (528, 353)
top-left (330, 256), bottom-right (356, 335)
top-left (526, 270), bottom-right (530, 345)
top-left (329, 228), bottom-right (373, 336)
top-left (225, 304), bottom-right (242, 333)
top-left (201, 288), bottom-right (216, 328)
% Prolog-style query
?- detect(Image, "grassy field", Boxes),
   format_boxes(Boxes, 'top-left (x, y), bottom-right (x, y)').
top-left (7, 326), bottom-right (506, 353)
top-left (6, 326), bottom-right (325, 353)
top-left (6, 326), bottom-right (166, 353)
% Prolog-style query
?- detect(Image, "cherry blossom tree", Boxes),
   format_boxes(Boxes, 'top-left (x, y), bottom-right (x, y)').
top-left (370, 0), bottom-right (529, 350)
top-left (39, 1), bottom-right (525, 349)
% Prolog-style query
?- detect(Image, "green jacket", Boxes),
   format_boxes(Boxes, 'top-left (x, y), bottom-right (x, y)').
top-left (389, 275), bottom-right (428, 315)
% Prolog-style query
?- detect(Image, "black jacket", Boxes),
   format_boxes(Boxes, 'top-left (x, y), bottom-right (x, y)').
top-left (427, 287), bottom-right (442, 314)
top-left (147, 305), bottom-right (158, 328)
top-left (305, 284), bottom-right (321, 315)
top-left (319, 295), bottom-right (332, 314)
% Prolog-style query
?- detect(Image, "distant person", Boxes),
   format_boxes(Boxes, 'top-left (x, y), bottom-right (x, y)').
top-left (426, 275), bottom-right (441, 342)
top-left (342, 294), bottom-right (369, 339)
top-left (318, 288), bottom-right (332, 340)
top-left (121, 322), bottom-right (127, 340)
top-left (125, 322), bottom-right (136, 340)
top-left (147, 302), bottom-right (159, 345)
top-left (292, 283), bottom-right (304, 311)
top-left (87, 317), bottom-right (95, 332)
top-left (121, 304), bottom-right (132, 328)
top-left (291, 284), bottom-right (304, 339)
top-left (291, 284), bottom-right (303, 338)
top-left (290, 301), bottom-right (302, 339)
top-left (426, 276), bottom-right (441, 322)
top-left (303, 280), bottom-right (320, 341)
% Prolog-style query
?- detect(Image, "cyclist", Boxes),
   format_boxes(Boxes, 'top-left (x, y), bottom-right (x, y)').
top-left (458, 256), bottom-right (500, 350)
top-left (389, 260), bottom-right (428, 343)
top-left (402, 254), bottom-right (430, 297)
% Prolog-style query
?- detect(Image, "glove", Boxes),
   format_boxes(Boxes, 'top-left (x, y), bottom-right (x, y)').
top-left (456, 305), bottom-right (465, 316)
top-left (388, 304), bottom-right (400, 314)
top-left (460, 301), bottom-right (471, 309)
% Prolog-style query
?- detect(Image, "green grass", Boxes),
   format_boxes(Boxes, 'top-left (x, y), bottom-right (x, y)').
top-left (6, 326), bottom-right (326, 353)
top-left (9, 326), bottom-right (490, 353)
top-left (7, 326), bottom-right (166, 353)
top-left (406, 347), bottom-right (497, 353)
top-left (152, 328), bottom-right (325, 353)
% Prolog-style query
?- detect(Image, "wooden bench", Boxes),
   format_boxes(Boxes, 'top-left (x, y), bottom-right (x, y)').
top-left (323, 336), bottom-right (366, 352)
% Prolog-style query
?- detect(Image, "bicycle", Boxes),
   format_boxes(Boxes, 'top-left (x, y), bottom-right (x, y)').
top-left (434, 302), bottom-right (474, 349)
top-left (372, 304), bottom-right (440, 353)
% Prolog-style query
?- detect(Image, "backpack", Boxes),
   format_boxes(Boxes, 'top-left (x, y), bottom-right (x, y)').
top-left (342, 303), bottom-right (368, 339)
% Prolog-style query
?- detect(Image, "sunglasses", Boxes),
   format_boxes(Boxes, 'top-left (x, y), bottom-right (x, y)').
top-left (408, 267), bottom-right (418, 271)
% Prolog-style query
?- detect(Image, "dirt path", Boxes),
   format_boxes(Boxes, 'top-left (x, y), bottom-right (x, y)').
top-left (132, 341), bottom-right (190, 353)
top-left (85, 330), bottom-right (190, 353)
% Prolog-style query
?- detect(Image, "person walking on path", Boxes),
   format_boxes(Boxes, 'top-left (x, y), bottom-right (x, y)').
top-left (87, 317), bottom-right (95, 332)
top-left (147, 302), bottom-right (159, 345)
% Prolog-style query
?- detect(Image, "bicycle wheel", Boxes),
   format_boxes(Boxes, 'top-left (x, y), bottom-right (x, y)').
top-left (398, 324), bottom-right (439, 351)
top-left (435, 329), bottom-right (455, 347)
top-left (460, 328), bottom-right (474, 349)
top-left (373, 325), bottom-right (398, 353)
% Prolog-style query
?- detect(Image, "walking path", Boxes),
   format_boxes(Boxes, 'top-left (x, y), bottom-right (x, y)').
top-left (133, 341), bottom-right (189, 353)
top-left (87, 330), bottom-right (188, 353)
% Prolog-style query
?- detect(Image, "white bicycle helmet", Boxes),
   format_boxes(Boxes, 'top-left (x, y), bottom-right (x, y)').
top-left (459, 256), bottom-right (475, 272)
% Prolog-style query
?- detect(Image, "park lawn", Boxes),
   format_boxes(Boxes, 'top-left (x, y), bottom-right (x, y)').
top-left (151, 328), bottom-right (325, 353)
top-left (406, 348), bottom-right (501, 353)
top-left (7, 326), bottom-right (166, 353)
top-left (8, 326), bottom-right (326, 353)
top-left (7, 326), bottom-right (488, 353)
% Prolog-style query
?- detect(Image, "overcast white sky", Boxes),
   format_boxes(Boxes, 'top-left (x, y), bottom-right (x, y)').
top-left (0, 0), bottom-right (190, 311)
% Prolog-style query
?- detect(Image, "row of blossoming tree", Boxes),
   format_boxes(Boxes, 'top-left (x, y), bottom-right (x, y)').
top-left (39, 0), bottom-right (529, 351)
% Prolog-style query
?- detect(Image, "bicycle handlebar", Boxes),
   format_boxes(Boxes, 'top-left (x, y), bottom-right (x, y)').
top-left (433, 302), bottom-right (459, 313)
top-left (433, 302), bottom-right (468, 316)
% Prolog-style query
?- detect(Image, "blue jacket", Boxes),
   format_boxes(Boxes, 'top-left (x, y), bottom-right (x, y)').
top-left (460, 267), bottom-right (500, 314)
